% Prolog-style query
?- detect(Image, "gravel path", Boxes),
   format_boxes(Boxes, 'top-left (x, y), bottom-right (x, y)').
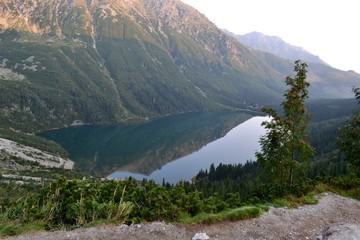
top-left (5, 193), bottom-right (360, 240)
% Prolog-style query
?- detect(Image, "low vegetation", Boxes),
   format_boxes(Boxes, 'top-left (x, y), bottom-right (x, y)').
top-left (1, 168), bottom-right (359, 237)
top-left (0, 176), bottom-right (269, 236)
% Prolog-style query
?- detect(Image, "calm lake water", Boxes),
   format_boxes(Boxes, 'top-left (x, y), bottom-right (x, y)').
top-left (108, 116), bottom-right (268, 183)
top-left (40, 111), bottom-right (267, 184)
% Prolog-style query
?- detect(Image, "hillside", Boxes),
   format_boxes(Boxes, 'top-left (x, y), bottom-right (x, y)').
top-left (0, 0), bottom-right (359, 132)
top-left (0, 136), bottom-right (76, 187)
top-left (0, 138), bottom-right (73, 170)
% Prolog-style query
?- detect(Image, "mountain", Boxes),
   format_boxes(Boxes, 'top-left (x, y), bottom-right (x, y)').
top-left (0, 0), bottom-right (359, 132)
top-left (226, 31), bottom-right (328, 65)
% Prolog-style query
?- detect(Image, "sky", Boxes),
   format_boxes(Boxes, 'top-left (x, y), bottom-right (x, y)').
top-left (181, 0), bottom-right (360, 74)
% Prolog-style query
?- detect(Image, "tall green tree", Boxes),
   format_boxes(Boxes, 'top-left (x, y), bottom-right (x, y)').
top-left (256, 60), bottom-right (314, 188)
top-left (337, 87), bottom-right (360, 175)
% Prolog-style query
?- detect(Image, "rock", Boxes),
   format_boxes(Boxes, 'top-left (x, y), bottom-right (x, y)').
top-left (320, 223), bottom-right (360, 240)
top-left (192, 232), bottom-right (210, 240)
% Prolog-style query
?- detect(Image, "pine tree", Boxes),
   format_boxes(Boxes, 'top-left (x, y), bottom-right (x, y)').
top-left (337, 87), bottom-right (360, 175)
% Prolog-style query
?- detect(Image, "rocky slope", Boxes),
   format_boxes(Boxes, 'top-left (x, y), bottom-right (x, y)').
top-left (228, 31), bottom-right (328, 65)
top-left (0, 0), bottom-right (359, 132)
top-left (0, 137), bottom-right (73, 171)
top-left (4, 193), bottom-right (360, 240)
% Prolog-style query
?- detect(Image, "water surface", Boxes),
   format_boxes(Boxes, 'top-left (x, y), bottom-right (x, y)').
top-left (108, 116), bottom-right (267, 183)
top-left (40, 110), bottom-right (261, 180)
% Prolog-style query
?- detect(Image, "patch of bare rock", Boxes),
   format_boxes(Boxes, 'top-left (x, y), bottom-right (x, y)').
top-left (5, 192), bottom-right (360, 240)
top-left (0, 138), bottom-right (74, 170)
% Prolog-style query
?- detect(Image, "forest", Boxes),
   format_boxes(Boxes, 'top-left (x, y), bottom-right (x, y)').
top-left (0, 61), bottom-right (359, 236)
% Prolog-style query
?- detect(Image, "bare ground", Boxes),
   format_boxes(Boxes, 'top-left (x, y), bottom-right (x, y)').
top-left (4, 192), bottom-right (360, 240)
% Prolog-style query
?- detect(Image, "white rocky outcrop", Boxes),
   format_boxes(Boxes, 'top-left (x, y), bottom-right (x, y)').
top-left (0, 138), bottom-right (74, 170)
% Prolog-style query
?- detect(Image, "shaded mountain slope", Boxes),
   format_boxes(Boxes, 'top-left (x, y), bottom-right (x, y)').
top-left (0, 0), bottom-right (358, 131)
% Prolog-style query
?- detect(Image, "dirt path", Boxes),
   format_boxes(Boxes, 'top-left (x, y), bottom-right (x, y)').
top-left (5, 193), bottom-right (360, 240)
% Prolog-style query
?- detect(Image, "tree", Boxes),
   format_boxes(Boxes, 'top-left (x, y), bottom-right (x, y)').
top-left (337, 87), bottom-right (360, 175)
top-left (256, 60), bottom-right (314, 188)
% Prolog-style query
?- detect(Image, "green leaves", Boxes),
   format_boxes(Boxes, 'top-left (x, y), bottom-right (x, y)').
top-left (256, 60), bottom-right (314, 189)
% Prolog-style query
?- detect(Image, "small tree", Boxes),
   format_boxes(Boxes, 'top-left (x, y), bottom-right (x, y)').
top-left (337, 87), bottom-right (360, 176)
top-left (256, 60), bottom-right (314, 189)
top-left (256, 107), bottom-right (290, 188)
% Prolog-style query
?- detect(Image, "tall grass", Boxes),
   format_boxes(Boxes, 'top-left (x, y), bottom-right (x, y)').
top-left (179, 205), bottom-right (267, 224)
top-left (0, 177), bottom-right (134, 236)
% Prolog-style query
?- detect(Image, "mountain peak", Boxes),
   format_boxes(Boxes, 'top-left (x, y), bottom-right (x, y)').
top-left (225, 30), bottom-right (328, 65)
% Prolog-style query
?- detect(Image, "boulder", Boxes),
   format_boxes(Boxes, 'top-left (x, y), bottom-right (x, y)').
top-left (318, 223), bottom-right (360, 240)
top-left (192, 232), bottom-right (210, 240)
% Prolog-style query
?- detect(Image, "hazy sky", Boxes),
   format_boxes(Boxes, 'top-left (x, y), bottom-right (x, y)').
top-left (181, 0), bottom-right (360, 74)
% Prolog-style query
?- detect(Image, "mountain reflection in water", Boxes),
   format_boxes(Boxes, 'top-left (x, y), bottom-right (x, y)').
top-left (40, 111), bottom-right (265, 183)
top-left (109, 115), bottom-right (268, 183)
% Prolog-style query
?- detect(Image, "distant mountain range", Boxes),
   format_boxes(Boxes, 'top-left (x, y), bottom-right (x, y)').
top-left (0, 0), bottom-right (359, 132)
top-left (225, 30), bottom-right (328, 65)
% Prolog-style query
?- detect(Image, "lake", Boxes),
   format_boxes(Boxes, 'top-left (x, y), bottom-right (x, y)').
top-left (108, 116), bottom-right (268, 183)
top-left (39, 110), bottom-right (267, 184)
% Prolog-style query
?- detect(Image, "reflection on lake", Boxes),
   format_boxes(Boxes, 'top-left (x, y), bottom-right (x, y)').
top-left (40, 111), bottom-right (260, 179)
top-left (108, 116), bottom-right (268, 183)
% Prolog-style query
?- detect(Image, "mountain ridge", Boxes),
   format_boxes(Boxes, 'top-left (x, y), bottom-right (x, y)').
top-left (0, 0), bottom-right (358, 132)
top-left (225, 30), bottom-right (328, 65)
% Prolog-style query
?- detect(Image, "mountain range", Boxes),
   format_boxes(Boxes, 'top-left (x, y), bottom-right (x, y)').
top-left (0, 0), bottom-right (359, 132)
top-left (225, 31), bottom-right (328, 65)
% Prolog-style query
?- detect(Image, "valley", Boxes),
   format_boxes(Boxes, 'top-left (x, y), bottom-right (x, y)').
top-left (0, 0), bottom-right (359, 238)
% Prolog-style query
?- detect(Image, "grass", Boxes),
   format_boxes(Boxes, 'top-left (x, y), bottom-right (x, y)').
top-left (271, 184), bottom-right (325, 209)
top-left (342, 188), bottom-right (360, 201)
top-left (272, 198), bottom-right (292, 208)
top-left (269, 180), bottom-right (360, 210)
top-left (0, 221), bottom-right (46, 237)
top-left (324, 177), bottom-right (360, 201)
top-left (285, 194), bottom-right (318, 208)
top-left (179, 205), bottom-right (267, 224)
